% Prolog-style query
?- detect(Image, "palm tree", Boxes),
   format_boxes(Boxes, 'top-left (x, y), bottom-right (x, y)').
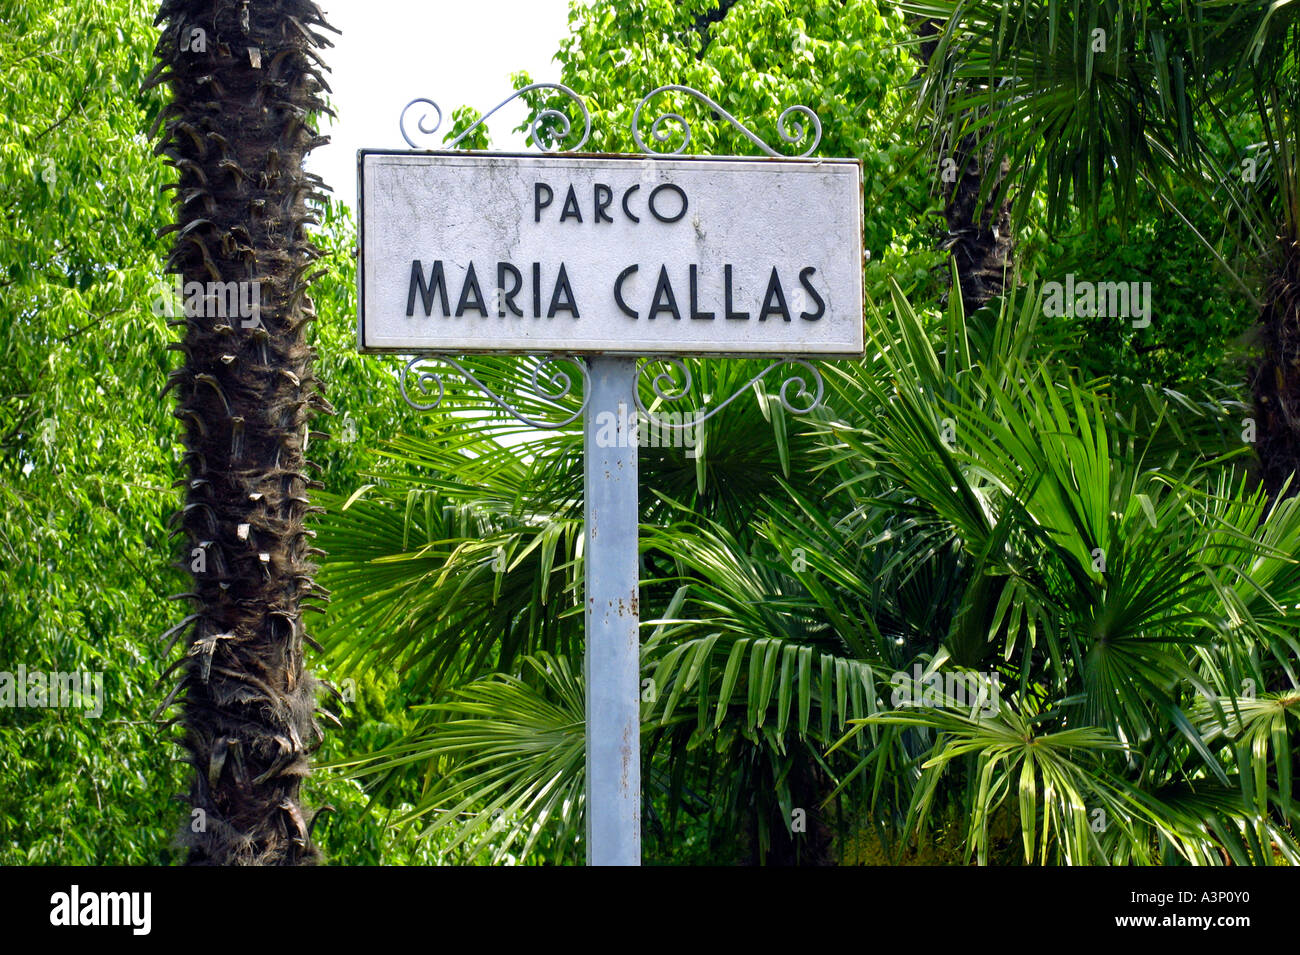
top-left (147, 0), bottom-right (338, 864)
top-left (820, 282), bottom-right (1300, 863)
top-left (906, 0), bottom-right (1300, 498)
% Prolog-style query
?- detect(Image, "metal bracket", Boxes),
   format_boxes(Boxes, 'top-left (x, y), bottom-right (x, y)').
top-left (400, 83), bottom-right (591, 152)
top-left (635, 356), bottom-right (825, 429)
top-left (399, 355), bottom-right (589, 429)
top-left (630, 84), bottom-right (822, 158)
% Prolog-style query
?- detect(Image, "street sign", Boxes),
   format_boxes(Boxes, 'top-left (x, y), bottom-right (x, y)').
top-left (358, 150), bottom-right (864, 357)
top-left (362, 86), bottom-right (862, 866)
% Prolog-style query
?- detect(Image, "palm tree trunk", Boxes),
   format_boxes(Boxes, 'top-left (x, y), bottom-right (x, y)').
top-left (148, 0), bottom-right (337, 865)
top-left (942, 135), bottom-right (1016, 313)
top-left (915, 18), bottom-right (1015, 314)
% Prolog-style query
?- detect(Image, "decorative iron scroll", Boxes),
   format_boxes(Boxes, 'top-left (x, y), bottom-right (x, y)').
top-left (630, 85), bottom-right (822, 158)
top-left (399, 82), bottom-right (592, 152)
top-left (635, 357), bottom-right (825, 429)
top-left (399, 83), bottom-right (823, 158)
top-left (399, 355), bottom-right (589, 429)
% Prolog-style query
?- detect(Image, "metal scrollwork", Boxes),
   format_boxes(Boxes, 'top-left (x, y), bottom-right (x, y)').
top-left (630, 84), bottom-right (822, 158)
top-left (399, 355), bottom-right (589, 429)
top-left (398, 97), bottom-right (443, 149)
top-left (399, 83), bottom-right (591, 152)
top-left (635, 357), bottom-right (825, 429)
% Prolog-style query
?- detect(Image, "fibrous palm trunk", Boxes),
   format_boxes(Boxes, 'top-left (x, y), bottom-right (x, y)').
top-left (148, 0), bottom-right (337, 865)
top-left (941, 136), bottom-right (1015, 314)
top-left (916, 18), bottom-right (1016, 314)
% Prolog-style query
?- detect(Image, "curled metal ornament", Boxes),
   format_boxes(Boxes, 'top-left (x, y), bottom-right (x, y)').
top-left (630, 85), bottom-right (823, 158)
top-left (398, 98), bottom-right (443, 149)
top-left (400, 83), bottom-right (591, 152)
top-left (399, 355), bottom-right (589, 429)
top-left (635, 357), bottom-right (824, 429)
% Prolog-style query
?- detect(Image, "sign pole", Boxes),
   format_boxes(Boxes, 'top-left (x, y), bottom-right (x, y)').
top-left (582, 356), bottom-right (641, 866)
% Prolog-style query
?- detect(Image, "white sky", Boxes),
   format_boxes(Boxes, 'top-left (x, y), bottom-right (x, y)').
top-left (309, 0), bottom-right (576, 207)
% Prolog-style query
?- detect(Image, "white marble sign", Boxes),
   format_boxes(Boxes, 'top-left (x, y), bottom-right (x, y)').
top-left (358, 151), bottom-right (864, 356)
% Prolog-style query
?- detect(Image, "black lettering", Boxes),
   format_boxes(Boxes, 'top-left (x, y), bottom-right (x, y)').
top-left (621, 184), bottom-right (641, 223)
top-left (548, 263), bottom-right (579, 318)
top-left (532, 263), bottom-right (541, 317)
top-left (798, 267), bottom-right (825, 321)
top-left (455, 262), bottom-right (488, 316)
top-left (560, 184), bottom-right (583, 223)
top-left (615, 265), bottom-right (639, 318)
top-left (497, 261), bottom-right (523, 317)
top-left (649, 266), bottom-right (680, 320)
top-left (724, 264), bottom-right (749, 320)
top-left (594, 184), bottom-right (614, 224)
top-left (759, 268), bottom-right (791, 322)
top-left (407, 259), bottom-right (449, 316)
top-left (534, 182), bottom-right (553, 223)
top-left (648, 183), bottom-right (687, 223)
top-left (689, 265), bottom-right (714, 320)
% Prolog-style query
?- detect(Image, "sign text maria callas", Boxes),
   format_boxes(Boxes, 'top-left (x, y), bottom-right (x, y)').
top-left (358, 151), bottom-right (864, 357)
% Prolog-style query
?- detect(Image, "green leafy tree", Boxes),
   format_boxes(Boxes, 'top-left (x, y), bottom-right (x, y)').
top-left (0, 0), bottom-right (186, 865)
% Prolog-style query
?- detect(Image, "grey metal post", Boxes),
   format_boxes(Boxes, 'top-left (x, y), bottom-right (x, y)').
top-left (583, 356), bottom-right (640, 866)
